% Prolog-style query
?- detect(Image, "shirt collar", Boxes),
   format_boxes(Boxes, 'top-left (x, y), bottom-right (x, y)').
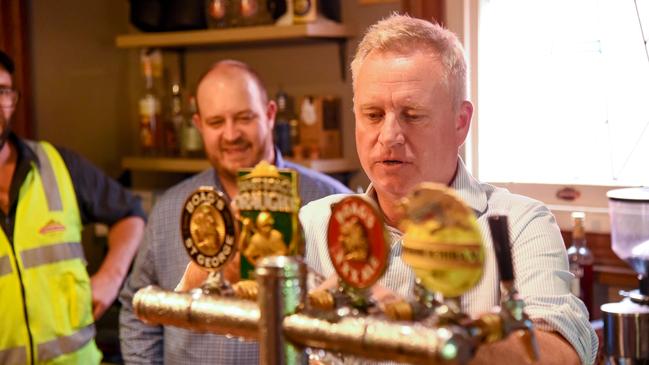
top-left (364, 157), bottom-right (488, 219)
top-left (274, 147), bottom-right (287, 168)
top-left (450, 158), bottom-right (488, 217)
top-left (9, 132), bottom-right (39, 168)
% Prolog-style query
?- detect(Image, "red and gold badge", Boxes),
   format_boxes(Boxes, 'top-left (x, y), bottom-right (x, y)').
top-left (327, 196), bottom-right (389, 289)
top-left (180, 186), bottom-right (237, 271)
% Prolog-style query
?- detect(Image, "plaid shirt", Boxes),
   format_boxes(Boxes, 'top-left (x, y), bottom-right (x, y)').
top-left (119, 151), bottom-right (350, 365)
top-left (301, 159), bottom-right (598, 365)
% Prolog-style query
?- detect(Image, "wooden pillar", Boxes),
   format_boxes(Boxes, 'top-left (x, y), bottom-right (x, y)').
top-left (0, 0), bottom-right (33, 138)
top-left (401, 0), bottom-right (445, 25)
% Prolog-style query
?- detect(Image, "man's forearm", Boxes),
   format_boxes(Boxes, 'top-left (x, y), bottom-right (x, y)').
top-left (469, 330), bottom-right (581, 365)
top-left (91, 216), bottom-right (145, 318)
top-left (97, 216), bottom-right (145, 280)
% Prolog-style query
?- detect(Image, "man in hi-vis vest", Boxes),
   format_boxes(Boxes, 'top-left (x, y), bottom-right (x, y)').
top-left (0, 50), bottom-right (145, 364)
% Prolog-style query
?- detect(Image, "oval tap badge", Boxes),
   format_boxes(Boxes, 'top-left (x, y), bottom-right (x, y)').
top-left (181, 186), bottom-right (237, 271)
top-left (400, 183), bottom-right (485, 298)
top-left (327, 196), bottom-right (389, 289)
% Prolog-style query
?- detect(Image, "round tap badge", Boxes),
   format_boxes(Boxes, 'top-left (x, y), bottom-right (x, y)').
top-left (181, 186), bottom-right (237, 271)
top-left (327, 196), bottom-right (389, 289)
top-left (400, 183), bottom-right (485, 297)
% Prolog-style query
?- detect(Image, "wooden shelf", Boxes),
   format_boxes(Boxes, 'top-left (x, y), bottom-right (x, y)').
top-left (122, 156), bottom-right (358, 175)
top-left (116, 21), bottom-right (352, 48)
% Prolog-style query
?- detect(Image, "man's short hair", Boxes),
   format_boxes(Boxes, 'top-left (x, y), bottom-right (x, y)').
top-left (350, 13), bottom-right (468, 110)
top-left (0, 50), bottom-right (15, 75)
top-left (194, 60), bottom-right (269, 114)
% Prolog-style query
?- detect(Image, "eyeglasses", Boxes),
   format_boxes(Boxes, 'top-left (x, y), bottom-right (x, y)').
top-left (0, 87), bottom-right (19, 108)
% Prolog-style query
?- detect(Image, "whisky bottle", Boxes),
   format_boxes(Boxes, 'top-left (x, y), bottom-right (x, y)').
top-left (138, 51), bottom-right (163, 156)
top-left (180, 96), bottom-right (205, 158)
top-left (273, 88), bottom-right (293, 156)
top-left (567, 211), bottom-right (595, 319)
top-left (163, 83), bottom-right (184, 156)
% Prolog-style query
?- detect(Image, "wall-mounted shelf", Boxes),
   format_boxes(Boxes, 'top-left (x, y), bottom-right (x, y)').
top-left (115, 20), bottom-right (352, 80)
top-left (116, 21), bottom-right (352, 48)
top-left (121, 156), bottom-right (358, 175)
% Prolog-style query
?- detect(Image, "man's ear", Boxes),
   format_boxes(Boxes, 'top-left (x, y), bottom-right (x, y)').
top-left (266, 99), bottom-right (277, 130)
top-left (455, 100), bottom-right (474, 147)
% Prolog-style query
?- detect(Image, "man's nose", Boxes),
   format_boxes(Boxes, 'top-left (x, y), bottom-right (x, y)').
top-left (377, 114), bottom-right (405, 147)
top-left (222, 119), bottom-right (242, 140)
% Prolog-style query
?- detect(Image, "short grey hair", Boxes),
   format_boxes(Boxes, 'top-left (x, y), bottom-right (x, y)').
top-left (350, 13), bottom-right (468, 109)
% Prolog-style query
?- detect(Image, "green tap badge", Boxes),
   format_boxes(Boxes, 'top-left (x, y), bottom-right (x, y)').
top-left (235, 161), bottom-right (301, 279)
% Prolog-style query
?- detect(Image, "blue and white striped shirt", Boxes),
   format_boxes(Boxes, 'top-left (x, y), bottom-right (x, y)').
top-left (301, 159), bottom-right (598, 365)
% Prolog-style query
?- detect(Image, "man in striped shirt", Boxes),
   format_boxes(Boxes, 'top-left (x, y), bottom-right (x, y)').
top-left (301, 14), bottom-right (597, 365)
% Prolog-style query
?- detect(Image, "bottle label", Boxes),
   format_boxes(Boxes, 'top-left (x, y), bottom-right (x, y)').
top-left (183, 125), bottom-right (203, 152)
top-left (294, 0), bottom-right (312, 16)
top-left (569, 263), bottom-right (585, 297)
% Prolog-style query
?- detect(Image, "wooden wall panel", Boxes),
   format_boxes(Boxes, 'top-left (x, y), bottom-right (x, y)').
top-left (0, 0), bottom-right (33, 138)
top-left (401, 0), bottom-right (445, 24)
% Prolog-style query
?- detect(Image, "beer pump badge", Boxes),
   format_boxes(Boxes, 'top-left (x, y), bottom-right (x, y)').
top-left (327, 196), bottom-right (389, 289)
top-left (400, 183), bottom-right (485, 297)
top-left (235, 161), bottom-right (301, 279)
top-left (181, 186), bottom-right (236, 271)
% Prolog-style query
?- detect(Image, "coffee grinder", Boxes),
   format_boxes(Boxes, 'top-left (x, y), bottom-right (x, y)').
top-left (602, 187), bottom-right (649, 364)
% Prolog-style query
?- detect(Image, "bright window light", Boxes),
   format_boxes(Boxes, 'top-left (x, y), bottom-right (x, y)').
top-left (478, 0), bottom-right (649, 186)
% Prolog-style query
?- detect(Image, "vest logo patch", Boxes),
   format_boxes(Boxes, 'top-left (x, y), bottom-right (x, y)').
top-left (39, 220), bottom-right (66, 235)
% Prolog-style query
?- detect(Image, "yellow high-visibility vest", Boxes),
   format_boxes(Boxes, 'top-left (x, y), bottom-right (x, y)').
top-left (0, 141), bottom-right (101, 365)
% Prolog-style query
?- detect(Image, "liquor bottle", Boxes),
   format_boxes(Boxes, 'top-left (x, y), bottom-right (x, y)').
top-left (164, 83), bottom-right (184, 156)
top-left (206, 0), bottom-right (234, 28)
top-left (567, 211), bottom-right (594, 319)
top-left (293, 0), bottom-right (317, 24)
top-left (273, 88), bottom-right (293, 157)
top-left (180, 96), bottom-right (205, 158)
top-left (138, 51), bottom-right (163, 156)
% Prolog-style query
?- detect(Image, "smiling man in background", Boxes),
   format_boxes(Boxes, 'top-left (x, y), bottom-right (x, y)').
top-left (119, 59), bottom-right (350, 365)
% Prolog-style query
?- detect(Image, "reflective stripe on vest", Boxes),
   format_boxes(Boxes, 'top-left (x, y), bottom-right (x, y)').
top-left (0, 345), bottom-right (27, 365)
top-left (0, 255), bottom-right (11, 276)
top-left (37, 323), bottom-right (95, 362)
top-left (20, 241), bottom-right (85, 269)
top-left (24, 140), bottom-right (63, 212)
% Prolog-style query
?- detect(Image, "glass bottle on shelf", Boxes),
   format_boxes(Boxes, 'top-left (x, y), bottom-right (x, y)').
top-left (273, 88), bottom-right (294, 157)
top-left (567, 211), bottom-right (595, 319)
top-left (241, 0), bottom-right (273, 26)
top-left (180, 96), bottom-right (205, 158)
top-left (206, 0), bottom-right (233, 28)
top-left (138, 50), bottom-right (163, 156)
top-left (163, 83), bottom-right (184, 156)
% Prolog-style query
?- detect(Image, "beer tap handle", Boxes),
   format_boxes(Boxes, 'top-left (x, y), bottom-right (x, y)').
top-left (487, 215), bottom-right (515, 284)
top-left (517, 329), bottom-right (540, 363)
top-left (487, 215), bottom-right (539, 362)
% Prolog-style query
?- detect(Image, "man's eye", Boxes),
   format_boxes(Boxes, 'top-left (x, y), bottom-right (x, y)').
top-left (365, 112), bottom-right (383, 122)
top-left (206, 118), bottom-right (224, 127)
top-left (236, 113), bottom-right (256, 123)
top-left (402, 113), bottom-right (423, 122)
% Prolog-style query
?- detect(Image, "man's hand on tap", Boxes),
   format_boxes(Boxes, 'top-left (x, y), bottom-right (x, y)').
top-left (313, 274), bottom-right (404, 309)
top-left (174, 253), bottom-right (240, 292)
